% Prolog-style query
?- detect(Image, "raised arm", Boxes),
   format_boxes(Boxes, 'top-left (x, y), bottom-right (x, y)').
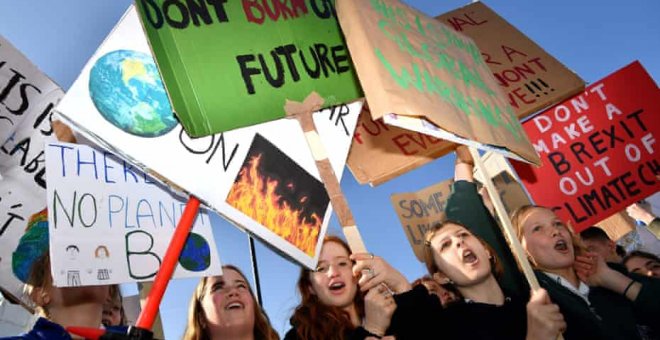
top-left (445, 146), bottom-right (528, 296)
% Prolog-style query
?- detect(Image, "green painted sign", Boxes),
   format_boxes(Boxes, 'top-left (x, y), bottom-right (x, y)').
top-left (136, 0), bottom-right (362, 137)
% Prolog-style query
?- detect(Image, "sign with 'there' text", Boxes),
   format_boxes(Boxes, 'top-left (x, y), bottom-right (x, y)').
top-left (46, 142), bottom-right (222, 287)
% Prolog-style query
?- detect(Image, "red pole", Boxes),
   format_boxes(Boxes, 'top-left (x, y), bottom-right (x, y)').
top-left (136, 196), bottom-right (200, 330)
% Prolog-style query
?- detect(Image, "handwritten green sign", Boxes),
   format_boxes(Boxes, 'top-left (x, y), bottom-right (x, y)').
top-left (136, 0), bottom-right (362, 137)
top-left (337, 0), bottom-right (540, 165)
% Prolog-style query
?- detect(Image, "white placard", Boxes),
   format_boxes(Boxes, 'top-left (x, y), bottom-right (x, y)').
top-left (54, 6), bottom-right (361, 269)
top-left (46, 142), bottom-right (222, 287)
top-left (0, 34), bottom-right (64, 299)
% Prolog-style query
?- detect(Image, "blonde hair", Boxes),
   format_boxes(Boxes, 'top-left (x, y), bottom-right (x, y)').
top-left (510, 205), bottom-right (586, 266)
top-left (183, 265), bottom-right (279, 340)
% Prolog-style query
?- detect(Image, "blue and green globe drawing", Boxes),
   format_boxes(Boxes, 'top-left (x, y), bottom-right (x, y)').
top-left (89, 50), bottom-right (177, 137)
top-left (179, 232), bottom-right (211, 272)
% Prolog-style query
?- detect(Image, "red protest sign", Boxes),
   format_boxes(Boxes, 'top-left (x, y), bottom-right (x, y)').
top-left (512, 61), bottom-right (659, 232)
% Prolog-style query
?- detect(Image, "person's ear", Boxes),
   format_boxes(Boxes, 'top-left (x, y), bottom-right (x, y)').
top-left (32, 287), bottom-right (51, 307)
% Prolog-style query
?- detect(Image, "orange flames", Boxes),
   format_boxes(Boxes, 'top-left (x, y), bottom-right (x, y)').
top-left (226, 154), bottom-right (321, 256)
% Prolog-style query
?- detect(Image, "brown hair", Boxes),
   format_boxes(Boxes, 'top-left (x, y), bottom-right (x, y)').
top-left (288, 235), bottom-right (364, 340)
top-left (411, 275), bottom-right (462, 299)
top-left (24, 253), bottom-right (52, 317)
top-left (510, 205), bottom-right (585, 266)
top-left (183, 265), bottom-right (279, 340)
top-left (623, 250), bottom-right (660, 267)
top-left (422, 220), bottom-right (503, 279)
top-left (107, 285), bottom-right (126, 326)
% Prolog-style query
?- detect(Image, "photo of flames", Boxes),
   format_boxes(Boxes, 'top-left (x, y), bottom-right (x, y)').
top-left (226, 134), bottom-right (330, 257)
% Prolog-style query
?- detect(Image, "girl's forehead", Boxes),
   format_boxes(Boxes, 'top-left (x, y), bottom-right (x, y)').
top-left (523, 207), bottom-right (556, 222)
top-left (320, 241), bottom-right (349, 257)
top-left (435, 224), bottom-right (467, 237)
top-left (208, 269), bottom-right (243, 284)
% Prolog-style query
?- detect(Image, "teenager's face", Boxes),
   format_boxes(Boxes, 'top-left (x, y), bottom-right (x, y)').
top-left (309, 241), bottom-right (357, 310)
top-left (581, 238), bottom-right (613, 262)
top-left (102, 296), bottom-right (122, 327)
top-left (201, 269), bottom-right (255, 337)
top-left (430, 224), bottom-right (492, 286)
top-left (519, 208), bottom-right (575, 270)
top-left (625, 256), bottom-right (660, 278)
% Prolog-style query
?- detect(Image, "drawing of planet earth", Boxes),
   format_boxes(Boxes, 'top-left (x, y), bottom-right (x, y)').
top-left (179, 232), bottom-right (211, 272)
top-left (89, 50), bottom-right (176, 137)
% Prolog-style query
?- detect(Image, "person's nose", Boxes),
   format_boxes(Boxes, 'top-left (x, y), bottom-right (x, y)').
top-left (226, 284), bottom-right (239, 297)
top-left (327, 263), bottom-right (340, 278)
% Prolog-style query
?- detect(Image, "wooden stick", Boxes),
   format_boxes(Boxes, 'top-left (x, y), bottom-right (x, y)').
top-left (295, 110), bottom-right (367, 254)
top-left (469, 147), bottom-right (565, 340)
top-left (468, 147), bottom-right (539, 289)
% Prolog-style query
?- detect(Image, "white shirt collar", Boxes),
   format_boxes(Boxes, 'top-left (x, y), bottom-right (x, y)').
top-left (542, 271), bottom-right (591, 305)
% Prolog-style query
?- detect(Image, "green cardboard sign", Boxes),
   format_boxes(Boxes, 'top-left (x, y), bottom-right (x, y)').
top-left (136, 0), bottom-right (362, 137)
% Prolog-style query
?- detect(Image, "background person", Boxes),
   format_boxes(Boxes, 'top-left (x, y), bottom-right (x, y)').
top-left (183, 265), bottom-right (279, 340)
top-left (623, 251), bottom-right (660, 278)
top-left (102, 285), bottom-right (126, 327)
top-left (3, 209), bottom-right (110, 340)
top-left (411, 275), bottom-right (459, 307)
top-left (580, 226), bottom-right (623, 264)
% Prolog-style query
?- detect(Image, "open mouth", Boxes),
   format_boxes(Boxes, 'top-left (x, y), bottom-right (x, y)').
top-left (462, 250), bottom-right (478, 264)
top-left (554, 239), bottom-right (568, 252)
top-left (329, 282), bottom-right (345, 291)
top-left (225, 301), bottom-right (244, 310)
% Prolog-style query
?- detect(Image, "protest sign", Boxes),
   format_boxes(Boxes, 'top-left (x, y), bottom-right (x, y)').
top-left (390, 179), bottom-right (453, 261)
top-left (485, 171), bottom-right (532, 216)
top-left (347, 105), bottom-right (454, 186)
top-left (512, 61), bottom-right (660, 232)
top-left (55, 6), bottom-right (361, 269)
top-left (347, 1), bottom-right (588, 187)
top-left (436, 2), bottom-right (584, 118)
top-left (135, 0), bottom-right (361, 137)
top-left (0, 35), bottom-right (65, 300)
top-left (0, 35), bottom-right (63, 145)
top-left (473, 151), bottom-right (531, 215)
top-left (595, 212), bottom-right (636, 242)
top-left (45, 142), bottom-right (222, 287)
top-left (336, 0), bottom-right (540, 166)
top-left (391, 167), bottom-right (530, 261)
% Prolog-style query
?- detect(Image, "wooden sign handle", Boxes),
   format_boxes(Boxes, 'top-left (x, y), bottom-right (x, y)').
top-left (295, 111), bottom-right (367, 254)
top-left (469, 147), bottom-right (565, 340)
top-left (469, 147), bottom-right (539, 288)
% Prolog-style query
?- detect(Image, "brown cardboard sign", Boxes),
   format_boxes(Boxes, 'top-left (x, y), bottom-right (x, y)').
top-left (347, 105), bottom-right (454, 186)
top-left (391, 168), bottom-right (531, 261)
top-left (436, 2), bottom-right (584, 118)
top-left (337, 0), bottom-right (540, 167)
top-left (436, 2), bottom-right (585, 118)
top-left (595, 212), bottom-right (636, 242)
top-left (390, 179), bottom-right (453, 261)
top-left (487, 170), bottom-right (532, 216)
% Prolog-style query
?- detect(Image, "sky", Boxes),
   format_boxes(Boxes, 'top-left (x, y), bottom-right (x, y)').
top-left (1, 0), bottom-right (658, 338)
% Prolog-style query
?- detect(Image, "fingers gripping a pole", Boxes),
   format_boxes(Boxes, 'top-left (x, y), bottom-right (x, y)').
top-left (468, 148), bottom-right (564, 340)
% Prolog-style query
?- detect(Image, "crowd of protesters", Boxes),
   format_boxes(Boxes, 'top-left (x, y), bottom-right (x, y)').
top-left (3, 146), bottom-right (659, 340)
